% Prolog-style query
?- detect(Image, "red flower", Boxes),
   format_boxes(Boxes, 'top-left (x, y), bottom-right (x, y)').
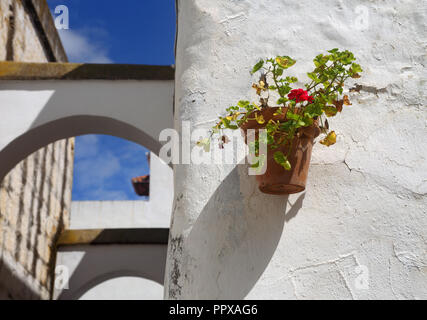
top-left (288, 89), bottom-right (314, 103)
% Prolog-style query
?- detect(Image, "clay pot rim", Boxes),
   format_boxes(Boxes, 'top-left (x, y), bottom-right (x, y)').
top-left (239, 106), bottom-right (287, 130)
top-left (239, 106), bottom-right (320, 139)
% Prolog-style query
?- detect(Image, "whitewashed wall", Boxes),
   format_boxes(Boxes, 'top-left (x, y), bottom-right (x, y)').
top-left (165, 0), bottom-right (427, 299)
top-left (0, 80), bottom-right (174, 159)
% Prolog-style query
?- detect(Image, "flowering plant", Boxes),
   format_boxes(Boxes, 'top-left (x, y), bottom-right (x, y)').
top-left (198, 49), bottom-right (363, 170)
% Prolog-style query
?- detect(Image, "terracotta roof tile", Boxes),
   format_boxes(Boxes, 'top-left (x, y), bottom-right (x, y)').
top-left (131, 175), bottom-right (150, 196)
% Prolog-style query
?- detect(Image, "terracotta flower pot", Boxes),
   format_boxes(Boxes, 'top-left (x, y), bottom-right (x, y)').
top-left (240, 107), bottom-right (320, 195)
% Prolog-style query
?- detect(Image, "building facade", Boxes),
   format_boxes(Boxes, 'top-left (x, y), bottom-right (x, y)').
top-left (165, 0), bottom-right (427, 299)
top-left (0, 0), bottom-right (426, 300)
top-left (0, 0), bottom-right (73, 299)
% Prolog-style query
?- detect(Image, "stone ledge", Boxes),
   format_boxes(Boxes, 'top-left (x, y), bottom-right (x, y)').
top-left (0, 61), bottom-right (175, 80)
top-left (57, 228), bottom-right (170, 246)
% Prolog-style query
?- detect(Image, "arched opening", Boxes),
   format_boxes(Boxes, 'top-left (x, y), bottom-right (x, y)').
top-left (55, 244), bottom-right (168, 300)
top-left (0, 115), bottom-right (163, 184)
top-left (1, 0), bottom-right (176, 301)
top-left (72, 134), bottom-right (151, 202)
top-left (79, 276), bottom-right (164, 300)
top-left (0, 115), bottom-right (173, 300)
top-left (0, 73), bottom-right (174, 299)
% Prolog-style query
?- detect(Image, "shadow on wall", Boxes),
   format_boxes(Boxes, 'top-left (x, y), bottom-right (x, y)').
top-left (0, 258), bottom-right (41, 300)
top-left (173, 165), bottom-right (304, 299)
top-left (56, 244), bottom-right (168, 300)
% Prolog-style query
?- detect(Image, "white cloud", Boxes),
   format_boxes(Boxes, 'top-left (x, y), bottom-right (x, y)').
top-left (58, 28), bottom-right (113, 63)
top-left (75, 135), bottom-right (99, 160)
top-left (74, 151), bottom-right (121, 189)
top-left (72, 135), bottom-right (149, 201)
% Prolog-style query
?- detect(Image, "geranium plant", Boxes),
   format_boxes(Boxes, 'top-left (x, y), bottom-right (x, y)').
top-left (199, 48), bottom-right (363, 171)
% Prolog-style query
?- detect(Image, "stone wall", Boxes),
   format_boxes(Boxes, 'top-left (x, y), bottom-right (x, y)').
top-left (0, 0), bottom-right (73, 299)
top-left (165, 0), bottom-right (427, 299)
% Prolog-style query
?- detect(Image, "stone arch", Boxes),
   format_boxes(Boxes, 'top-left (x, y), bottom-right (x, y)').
top-left (0, 63), bottom-right (175, 184)
top-left (61, 270), bottom-right (164, 300)
top-left (56, 243), bottom-right (168, 300)
top-left (0, 115), bottom-right (164, 183)
top-left (0, 63), bottom-right (174, 300)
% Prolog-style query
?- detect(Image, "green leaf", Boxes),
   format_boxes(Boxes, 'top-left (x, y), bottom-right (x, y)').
top-left (280, 120), bottom-right (294, 132)
top-left (278, 85), bottom-right (291, 96)
top-left (252, 154), bottom-right (267, 174)
top-left (251, 60), bottom-right (264, 74)
top-left (274, 107), bottom-right (284, 115)
top-left (323, 106), bottom-right (338, 117)
top-left (276, 56), bottom-right (296, 69)
top-left (226, 106), bottom-right (239, 112)
top-left (274, 151), bottom-right (291, 170)
top-left (221, 117), bottom-right (237, 129)
top-left (286, 111), bottom-right (301, 121)
top-left (251, 161), bottom-right (260, 168)
top-left (238, 100), bottom-right (250, 108)
top-left (285, 76), bottom-right (298, 83)
top-left (302, 115), bottom-right (314, 126)
top-left (351, 63), bottom-right (363, 73)
top-left (274, 67), bottom-right (284, 76)
top-left (297, 120), bottom-right (306, 128)
top-left (305, 103), bottom-right (323, 118)
top-left (307, 72), bottom-right (316, 81)
top-left (255, 114), bottom-right (265, 124)
top-left (221, 118), bottom-right (239, 130)
top-left (266, 122), bottom-right (276, 132)
top-left (320, 131), bottom-right (337, 147)
top-left (277, 97), bottom-right (288, 105)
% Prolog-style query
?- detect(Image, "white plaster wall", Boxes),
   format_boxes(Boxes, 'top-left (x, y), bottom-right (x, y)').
top-left (0, 79), bottom-right (174, 155)
top-left (165, 0), bottom-right (427, 299)
top-left (70, 153), bottom-right (173, 229)
top-left (70, 201), bottom-right (161, 229)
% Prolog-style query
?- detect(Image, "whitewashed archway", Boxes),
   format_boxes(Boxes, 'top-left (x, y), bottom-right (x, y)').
top-left (0, 62), bottom-right (174, 182)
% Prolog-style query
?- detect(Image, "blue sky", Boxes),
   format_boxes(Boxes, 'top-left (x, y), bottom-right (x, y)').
top-left (47, 0), bottom-right (176, 200)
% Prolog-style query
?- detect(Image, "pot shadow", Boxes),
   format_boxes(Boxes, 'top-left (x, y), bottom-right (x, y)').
top-left (184, 165), bottom-right (305, 299)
